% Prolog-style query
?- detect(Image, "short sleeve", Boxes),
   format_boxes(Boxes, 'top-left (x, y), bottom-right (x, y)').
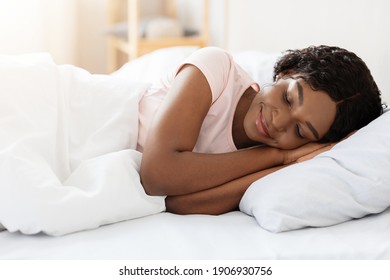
top-left (177, 47), bottom-right (233, 103)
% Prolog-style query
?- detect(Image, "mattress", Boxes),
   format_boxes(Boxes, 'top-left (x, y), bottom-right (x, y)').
top-left (1, 208), bottom-right (390, 260)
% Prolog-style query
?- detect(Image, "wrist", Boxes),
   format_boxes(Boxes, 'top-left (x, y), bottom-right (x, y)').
top-left (251, 146), bottom-right (285, 167)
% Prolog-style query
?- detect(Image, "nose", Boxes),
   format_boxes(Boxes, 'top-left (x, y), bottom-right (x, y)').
top-left (271, 108), bottom-right (293, 132)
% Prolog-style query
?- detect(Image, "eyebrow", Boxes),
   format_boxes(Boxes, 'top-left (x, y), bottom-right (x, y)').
top-left (306, 121), bottom-right (320, 140)
top-left (296, 81), bottom-right (303, 106)
top-left (295, 80), bottom-right (320, 140)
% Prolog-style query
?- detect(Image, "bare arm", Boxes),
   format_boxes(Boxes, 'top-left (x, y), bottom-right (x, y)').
top-left (166, 141), bottom-right (337, 215)
top-left (165, 165), bottom-right (286, 215)
top-left (141, 65), bottom-right (329, 196)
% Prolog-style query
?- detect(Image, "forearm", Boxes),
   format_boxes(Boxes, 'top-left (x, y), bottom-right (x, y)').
top-left (142, 146), bottom-right (283, 196)
top-left (165, 165), bottom-right (285, 215)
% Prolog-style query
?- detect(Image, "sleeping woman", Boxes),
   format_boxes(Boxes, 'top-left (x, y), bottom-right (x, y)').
top-left (137, 46), bottom-right (383, 215)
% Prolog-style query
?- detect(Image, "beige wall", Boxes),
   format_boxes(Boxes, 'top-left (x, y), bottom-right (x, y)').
top-left (0, 0), bottom-right (106, 72)
top-left (225, 0), bottom-right (390, 103)
top-left (1, 0), bottom-right (388, 103)
top-left (0, 0), bottom-right (77, 65)
top-left (0, 0), bottom-right (225, 74)
top-left (76, 0), bottom-right (107, 73)
top-left (75, 0), bottom-right (226, 73)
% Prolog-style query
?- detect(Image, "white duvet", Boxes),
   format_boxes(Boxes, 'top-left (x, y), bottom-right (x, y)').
top-left (0, 53), bottom-right (165, 236)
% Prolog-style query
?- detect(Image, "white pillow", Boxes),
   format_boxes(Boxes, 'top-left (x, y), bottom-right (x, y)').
top-left (113, 47), bottom-right (280, 87)
top-left (112, 46), bottom-right (199, 83)
top-left (240, 109), bottom-right (390, 232)
top-left (233, 50), bottom-right (280, 86)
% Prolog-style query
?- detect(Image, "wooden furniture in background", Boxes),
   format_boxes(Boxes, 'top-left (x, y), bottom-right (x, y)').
top-left (106, 0), bottom-right (209, 72)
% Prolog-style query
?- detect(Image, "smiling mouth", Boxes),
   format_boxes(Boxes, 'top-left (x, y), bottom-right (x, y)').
top-left (256, 104), bottom-right (271, 138)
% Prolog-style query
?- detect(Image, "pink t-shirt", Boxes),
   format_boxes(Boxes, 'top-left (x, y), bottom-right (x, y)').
top-left (136, 47), bottom-right (259, 153)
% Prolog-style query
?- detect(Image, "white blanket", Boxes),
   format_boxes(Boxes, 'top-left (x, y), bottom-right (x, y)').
top-left (0, 53), bottom-right (165, 236)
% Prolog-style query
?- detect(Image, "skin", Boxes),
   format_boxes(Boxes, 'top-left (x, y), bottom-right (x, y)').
top-left (140, 64), bottom-right (337, 214)
top-left (243, 75), bottom-right (336, 149)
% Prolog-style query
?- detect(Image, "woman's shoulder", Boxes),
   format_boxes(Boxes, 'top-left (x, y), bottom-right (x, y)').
top-left (187, 47), bottom-right (233, 66)
top-left (194, 46), bottom-right (231, 55)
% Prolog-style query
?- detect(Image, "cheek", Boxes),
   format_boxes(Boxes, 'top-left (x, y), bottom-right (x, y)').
top-left (260, 89), bottom-right (279, 103)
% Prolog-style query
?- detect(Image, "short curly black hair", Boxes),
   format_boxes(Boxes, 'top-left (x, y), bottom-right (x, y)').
top-left (273, 45), bottom-right (384, 143)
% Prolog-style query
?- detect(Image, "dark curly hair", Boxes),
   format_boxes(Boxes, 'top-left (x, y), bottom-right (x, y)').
top-left (273, 45), bottom-right (384, 143)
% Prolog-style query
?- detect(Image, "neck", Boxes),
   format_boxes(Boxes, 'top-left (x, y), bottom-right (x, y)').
top-left (232, 87), bottom-right (259, 149)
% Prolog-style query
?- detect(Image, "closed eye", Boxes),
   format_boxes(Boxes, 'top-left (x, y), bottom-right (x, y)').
top-left (283, 90), bottom-right (291, 107)
top-left (295, 124), bottom-right (304, 139)
top-left (284, 88), bottom-right (304, 139)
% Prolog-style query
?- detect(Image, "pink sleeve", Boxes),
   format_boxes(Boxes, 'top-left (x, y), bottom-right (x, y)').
top-left (177, 47), bottom-right (232, 103)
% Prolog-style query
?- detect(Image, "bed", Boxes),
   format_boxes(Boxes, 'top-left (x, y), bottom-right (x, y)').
top-left (1, 46), bottom-right (390, 260)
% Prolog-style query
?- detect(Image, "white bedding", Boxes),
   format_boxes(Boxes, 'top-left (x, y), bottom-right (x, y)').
top-left (1, 47), bottom-right (389, 260)
top-left (1, 209), bottom-right (390, 259)
top-left (241, 109), bottom-right (390, 233)
top-left (0, 53), bottom-right (165, 236)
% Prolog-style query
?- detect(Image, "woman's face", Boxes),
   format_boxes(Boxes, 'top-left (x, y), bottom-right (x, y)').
top-left (244, 76), bottom-right (337, 149)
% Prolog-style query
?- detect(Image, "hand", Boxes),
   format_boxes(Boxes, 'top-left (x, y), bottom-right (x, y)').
top-left (282, 142), bottom-right (333, 164)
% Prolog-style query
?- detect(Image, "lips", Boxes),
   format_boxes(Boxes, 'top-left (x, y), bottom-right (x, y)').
top-left (256, 104), bottom-right (271, 138)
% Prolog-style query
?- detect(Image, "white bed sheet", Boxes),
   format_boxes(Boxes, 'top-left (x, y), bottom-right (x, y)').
top-left (1, 208), bottom-right (390, 260)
